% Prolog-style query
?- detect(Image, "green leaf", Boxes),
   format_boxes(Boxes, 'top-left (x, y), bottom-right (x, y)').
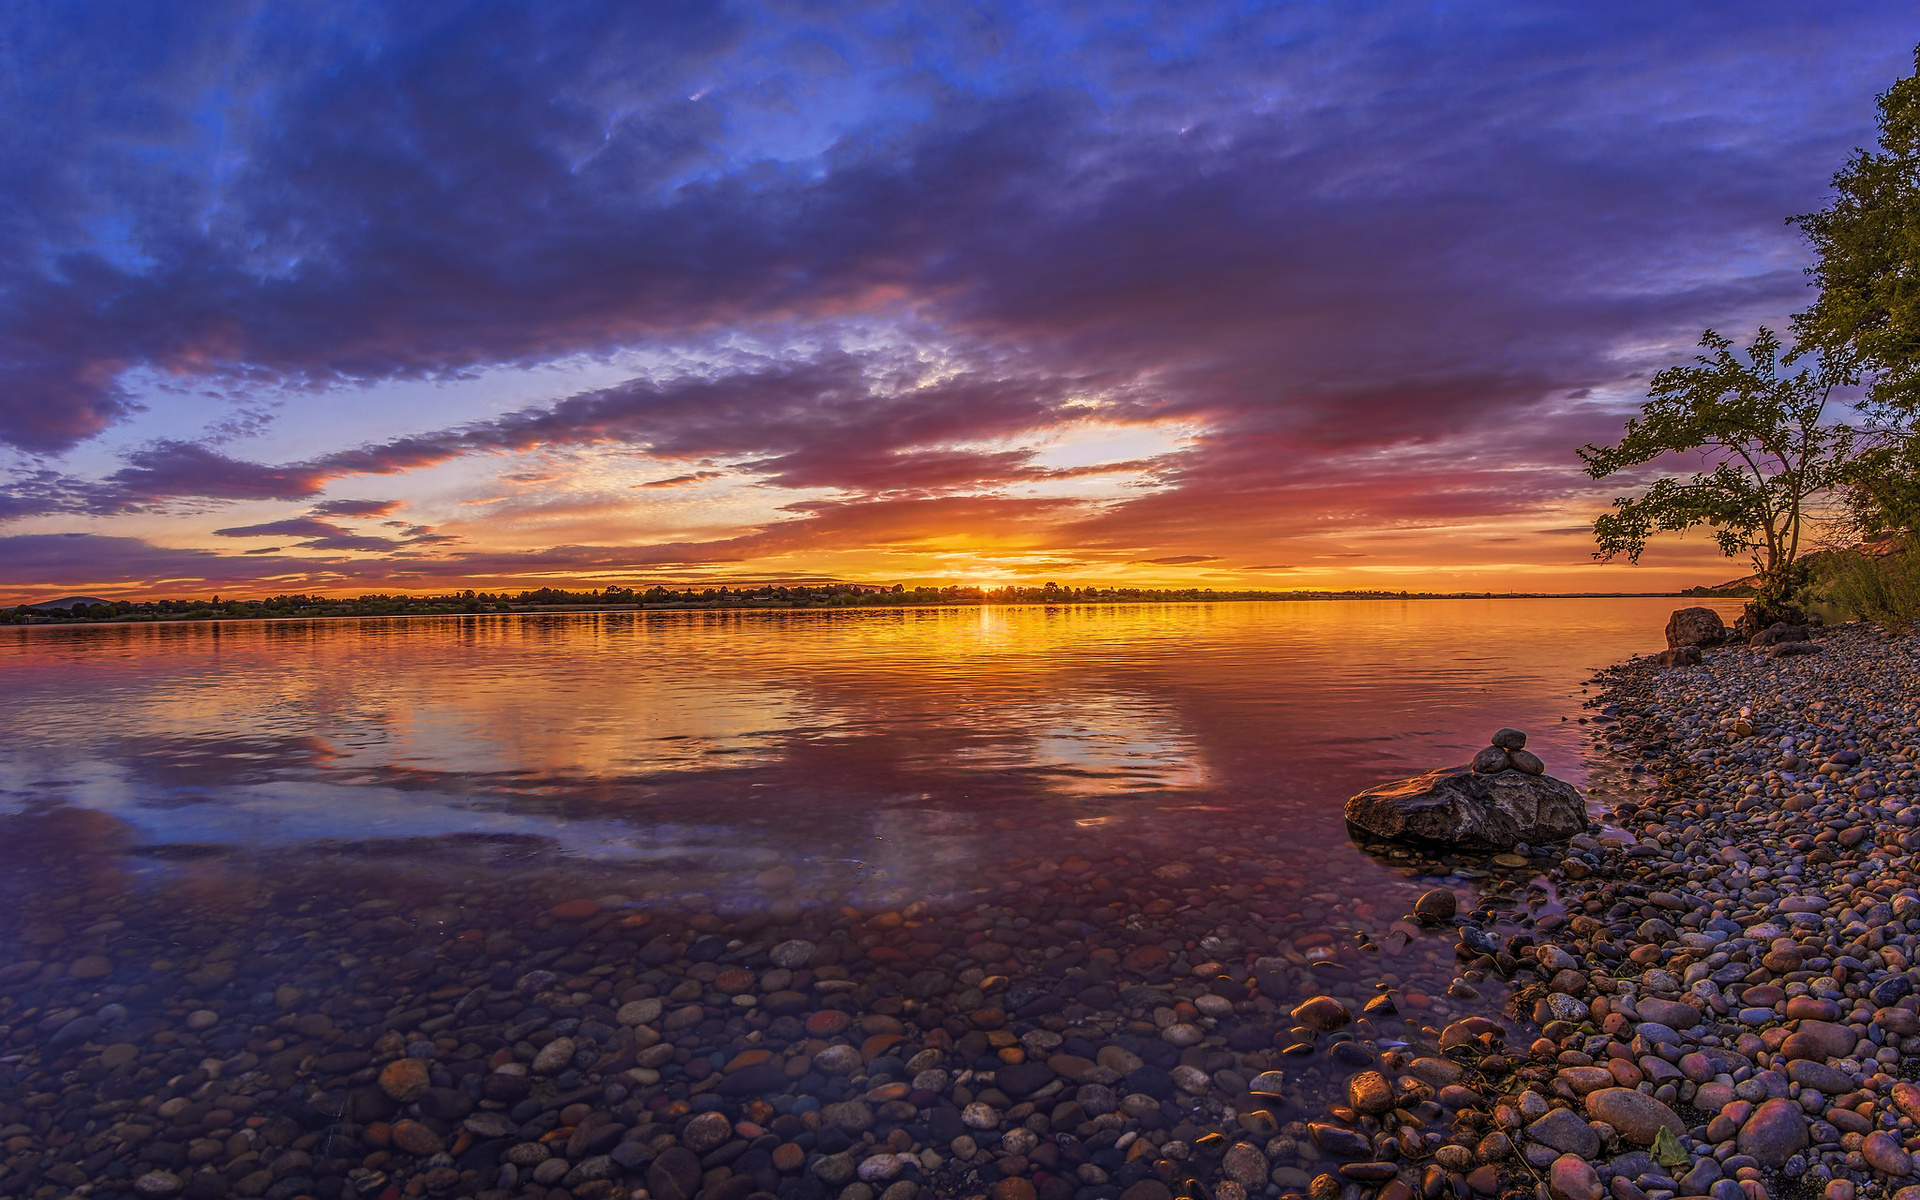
top-left (1652, 1126), bottom-right (1689, 1167)
top-left (1579, 325), bottom-right (1851, 590)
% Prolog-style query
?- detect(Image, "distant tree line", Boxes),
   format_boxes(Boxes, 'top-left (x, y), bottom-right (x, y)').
top-left (1, 582), bottom-right (1576, 625)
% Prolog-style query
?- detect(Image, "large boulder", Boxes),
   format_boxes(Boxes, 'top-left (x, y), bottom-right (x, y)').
top-left (1346, 765), bottom-right (1588, 849)
top-left (1665, 607), bottom-right (1726, 648)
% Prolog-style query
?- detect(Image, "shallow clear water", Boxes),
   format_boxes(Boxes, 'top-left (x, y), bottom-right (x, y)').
top-left (0, 597), bottom-right (1747, 1198)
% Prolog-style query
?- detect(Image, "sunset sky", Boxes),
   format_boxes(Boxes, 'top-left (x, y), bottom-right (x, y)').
top-left (3, 1), bottom-right (1917, 600)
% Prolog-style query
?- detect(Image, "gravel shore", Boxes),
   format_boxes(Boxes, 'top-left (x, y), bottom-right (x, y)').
top-left (1433, 620), bottom-right (1920, 1200)
top-left (3, 620), bottom-right (1913, 1200)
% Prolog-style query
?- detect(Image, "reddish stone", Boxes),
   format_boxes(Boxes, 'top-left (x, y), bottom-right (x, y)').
top-left (549, 899), bottom-right (601, 922)
top-left (1122, 945), bottom-right (1170, 974)
top-left (805, 1011), bottom-right (852, 1037)
top-left (391, 1120), bottom-right (445, 1156)
top-left (1891, 1082), bottom-right (1920, 1122)
top-left (724, 1049), bottom-right (773, 1073)
top-left (861, 1033), bottom-right (904, 1060)
top-left (378, 1058), bottom-right (431, 1102)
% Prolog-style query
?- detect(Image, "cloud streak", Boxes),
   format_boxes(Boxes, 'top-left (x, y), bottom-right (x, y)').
top-left (1, 1), bottom-right (1915, 590)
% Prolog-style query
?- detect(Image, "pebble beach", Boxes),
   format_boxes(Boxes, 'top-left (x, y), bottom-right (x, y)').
top-left (1492, 620), bottom-right (1920, 1200)
top-left (3, 615), bottom-right (1913, 1200)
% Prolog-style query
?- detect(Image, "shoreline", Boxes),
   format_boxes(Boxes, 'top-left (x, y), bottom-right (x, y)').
top-left (0, 615), bottom-right (1891, 1200)
top-left (1, 593), bottom-right (1734, 632)
top-left (1438, 619), bottom-right (1919, 1200)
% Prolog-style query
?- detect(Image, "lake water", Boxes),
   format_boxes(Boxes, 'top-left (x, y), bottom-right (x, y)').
top-left (0, 598), bottom-right (1734, 881)
top-left (0, 598), bottom-right (1742, 1200)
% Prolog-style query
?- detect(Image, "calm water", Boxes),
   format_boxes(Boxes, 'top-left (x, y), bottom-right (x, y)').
top-left (0, 597), bottom-right (1742, 1199)
top-left (0, 597), bottom-right (1735, 900)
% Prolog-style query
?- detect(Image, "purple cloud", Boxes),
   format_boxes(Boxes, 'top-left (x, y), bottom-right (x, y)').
top-left (2, 2), bottom-right (1909, 457)
top-left (213, 518), bottom-right (342, 539)
top-left (310, 499), bottom-right (402, 517)
top-left (635, 472), bottom-right (725, 489)
top-left (213, 513), bottom-right (455, 554)
top-left (0, 1), bottom-right (1915, 587)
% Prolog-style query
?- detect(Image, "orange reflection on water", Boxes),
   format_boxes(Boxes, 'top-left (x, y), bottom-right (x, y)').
top-left (0, 598), bottom-right (1742, 864)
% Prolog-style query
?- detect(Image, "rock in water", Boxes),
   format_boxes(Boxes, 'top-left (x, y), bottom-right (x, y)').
top-left (1290, 996), bottom-right (1352, 1031)
top-left (1413, 888), bottom-right (1457, 923)
top-left (1345, 766), bottom-right (1587, 849)
top-left (1490, 728), bottom-right (1527, 749)
top-left (1665, 606), bottom-right (1726, 648)
top-left (1347, 1070), bottom-right (1394, 1114)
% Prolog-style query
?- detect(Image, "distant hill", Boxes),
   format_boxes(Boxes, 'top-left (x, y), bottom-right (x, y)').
top-left (25, 596), bottom-right (113, 611)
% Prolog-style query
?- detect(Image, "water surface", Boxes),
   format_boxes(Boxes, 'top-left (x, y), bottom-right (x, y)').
top-left (0, 597), bottom-right (1734, 900)
top-left (0, 597), bottom-right (1744, 1197)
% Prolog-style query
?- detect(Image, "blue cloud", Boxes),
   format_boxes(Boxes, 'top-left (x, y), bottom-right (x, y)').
top-left (0, 0), bottom-right (1915, 579)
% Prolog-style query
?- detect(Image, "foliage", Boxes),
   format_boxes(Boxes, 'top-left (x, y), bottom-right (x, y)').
top-left (1791, 48), bottom-right (1920, 544)
top-left (1836, 435), bottom-right (1920, 541)
top-left (1791, 48), bottom-right (1920, 417)
top-left (1819, 542), bottom-right (1920, 628)
top-left (1579, 327), bottom-right (1851, 592)
top-left (1651, 1127), bottom-right (1690, 1170)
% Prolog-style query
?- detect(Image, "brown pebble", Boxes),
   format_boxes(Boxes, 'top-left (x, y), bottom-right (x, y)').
top-left (1347, 1070), bottom-right (1394, 1114)
top-left (68, 954), bottom-right (112, 980)
top-left (1291, 995), bottom-right (1352, 1031)
top-left (1414, 888), bottom-right (1457, 922)
top-left (378, 1058), bottom-right (431, 1102)
top-left (389, 1120), bottom-right (444, 1157)
top-left (991, 1179), bottom-right (1038, 1200)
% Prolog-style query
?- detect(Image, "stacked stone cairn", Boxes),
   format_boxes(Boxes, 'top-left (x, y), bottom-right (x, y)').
top-left (1471, 728), bottom-right (1546, 777)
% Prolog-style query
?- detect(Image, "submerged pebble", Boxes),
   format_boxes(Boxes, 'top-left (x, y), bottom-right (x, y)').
top-left (1, 618), bottom-right (1908, 1200)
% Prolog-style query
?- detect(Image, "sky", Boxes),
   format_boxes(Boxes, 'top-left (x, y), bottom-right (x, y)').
top-left (1, 1), bottom-right (1916, 600)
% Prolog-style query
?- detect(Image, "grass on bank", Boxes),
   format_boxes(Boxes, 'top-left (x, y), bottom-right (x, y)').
top-left (1819, 542), bottom-right (1920, 628)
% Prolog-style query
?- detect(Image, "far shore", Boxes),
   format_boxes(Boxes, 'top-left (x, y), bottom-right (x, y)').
top-left (2, 589), bottom-right (1744, 629)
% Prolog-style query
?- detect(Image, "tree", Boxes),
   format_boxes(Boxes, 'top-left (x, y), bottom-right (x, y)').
top-left (1791, 48), bottom-right (1920, 416)
top-left (1579, 327), bottom-right (1851, 615)
top-left (1791, 47), bottom-right (1920, 541)
top-left (1838, 436), bottom-right (1920, 543)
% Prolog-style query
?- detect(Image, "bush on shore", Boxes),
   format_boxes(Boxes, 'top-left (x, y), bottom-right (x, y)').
top-left (1821, 542), bottom-right (1920, 628)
